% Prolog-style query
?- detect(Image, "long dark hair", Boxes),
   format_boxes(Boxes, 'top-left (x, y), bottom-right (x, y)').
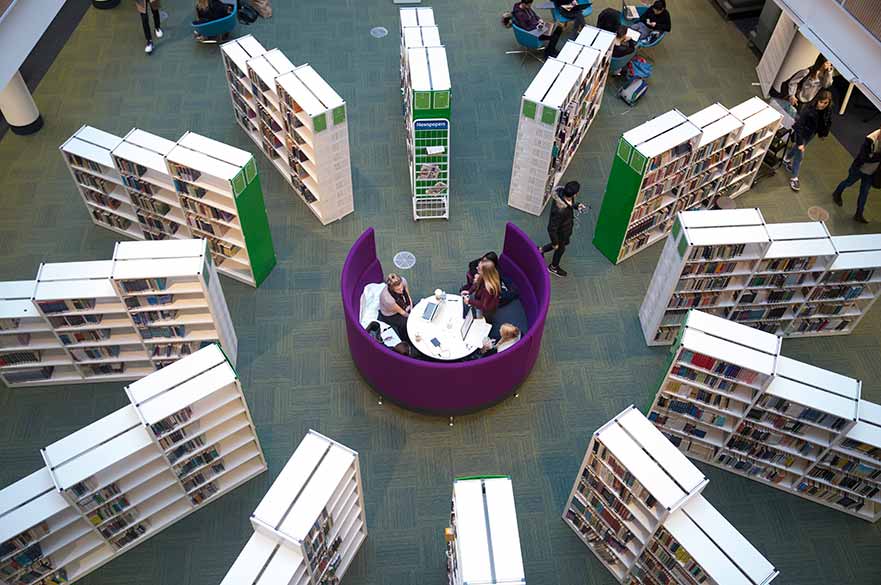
top-left (807, 54), bottom-right (829, 79)
top-left (809, 89), bottom-right (833, 110)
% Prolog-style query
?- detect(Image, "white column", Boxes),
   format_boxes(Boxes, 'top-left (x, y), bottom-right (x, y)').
top-left (0, 71), bottom-right (43, 135)
top-left (771, 32), bottom-right (819, 95)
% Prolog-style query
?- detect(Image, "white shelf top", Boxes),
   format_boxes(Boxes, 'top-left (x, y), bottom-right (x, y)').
top-left (43, 405), bottom-right (140, 469)
top-left (523, 58), bottom-right (565, 103)
top-left (453, 479), bottom-right (492, 582)
top-left (247, 55), bottom-right (285, 91)
top-left (0, 480), bottom-right (70, 543)
top-left (34, 278), bottom-right (117, 301)
top-left (136, 362), bottom-right (237, 424)
top-left (62, 136), bottom-right (116, 168)
top-left (127, 344), bottom-right (226, 405)
top-left (738, 106), bottom-right (781, 138)
top-left (765, 221), bottom-right (828, 240)
top-left (111, 141), bottom-right (169, 176)
top-left (278, 444), bottom-right (355, 540)
top-left (686, 225), bottom-right (769, 247)
top-left (75, 125), bottom-right (124, 151)
top-left (113, 239), bottom-right (205, 261)
top-left (177, 132), bottom-right (251, 168)
top-left (775, 355), bottom-right (860, 401)
top-left (111, 256), bottom-right (203, 280)
top-left (697, 114), bottom-right (742, 147)
top-left (683, 496), bottom-right (777, 585)
top-left (843, 400), bottom-right (881, 449)
top-left (400, 6), bottom-right (434, 27)
top-left (599, 423), bottom-right (686, 510)
top-left (689, 103), bottom-right (730, 129)
top-left (221, 39), bottom-right (258, 73)
top-left (765, 376), bottom-right (858, 422)
top-left (256, 541), bottom-right (304, 585)
top-left (263, 48), bottom-right (297, 78)
top-left (403, 25), bottom-right (441, 48)
top-left (51, 423), bottom-right (154, 490)
top-left (764, 238), bottom-right (836, 259)
top-left (664, 507), bottom-right (754, 585)
top-left (294, 65), bottom-right (346, 110)
top-left (38, 260), bottom-right (114, 281)
top-left (167, 144), bottom-right (240, 181)
top-left (0, 280), bottom-right (37, 300)
top-left (556, 40), bottom-right (601, 74)
top-left (617, 408), bottom-right (705, 494)
top-left (828, 249), bottom-right (881, 270)
top-left (638, 119), bottom-right (701, 158)
top-left (425, 46), bottom-right (451, 91)
top-left (574, 25), bottom-right (614, 52)
top-left (0, 298), bottom-right (38, 320)
top-left (832, 233), bottom-right (881, 253)
top-left (124, 128), bottom-right (177, 156)
top-left (253, 431), bottom-right (329, 527)
top-left (276, 71), bottom-right (325, 117)
top-left (237, 34), bottom-right (266, 58)
top-left (218, 531), bottom-right (278, 585)
top-left (0, 467), bottom-right (54, 516)
top-left (729, 96), bottom-right (769, 120)
top-left (483, 478), bottom-right (526, 584)
top-left (543, 64), bottom-right (582, 109)
top-left (622, 109), bottom-right (687, 147)
top-left (680, 208), bottom-right (764, 229)
top-left (680, 328), bottom-right (777, 375)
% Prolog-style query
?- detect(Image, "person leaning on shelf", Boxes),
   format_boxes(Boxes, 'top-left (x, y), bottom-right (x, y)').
top-left (134, 0), bottom-right (164, 55)
top-left (832, 127), bottom-right (881, 224)
top-left (463, 263), bottom-right (501, 321)
top-left (613, 25), bottom-right (637, 59)
top-left (509, 0), bottom-right (564, 58)
top-left (630, 0), bottom-right (671, 42)
top-left (540, 181), bottom-right (584, 278)
top-left (785, 89), bottom-right (833, 193)
top-left (379, 273), bottom-right (413, 344)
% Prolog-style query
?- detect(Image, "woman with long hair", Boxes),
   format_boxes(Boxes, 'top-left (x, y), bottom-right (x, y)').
top-left (464, 263), bottom-right (501, 319)
top-left (784, 54), bottom-right (834, 111)
top-left (378, 273), bottom-right (413, 343)
top-left (194, 0), bottom-right (232, 24)
top-left (786, 89), bottom-right (833, 192)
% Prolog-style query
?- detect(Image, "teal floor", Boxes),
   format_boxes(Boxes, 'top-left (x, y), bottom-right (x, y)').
top-left (1, 1), bottom-right (880, 584)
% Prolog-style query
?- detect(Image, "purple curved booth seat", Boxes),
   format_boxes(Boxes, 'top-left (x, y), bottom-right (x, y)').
top-left (341, 222), bottom-right (551, 415)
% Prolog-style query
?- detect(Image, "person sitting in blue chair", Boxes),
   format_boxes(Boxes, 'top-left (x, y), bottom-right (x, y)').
top-left (612, 25), bottom-right (636, 58)
top-left (193, 0), bottom-right (233, 40)
top-left (629, 0), bottom-right (671, 42)
top-left (512, 0), bottom-right (563, 58)
top-left (553, 0), bottom-right (590, 33)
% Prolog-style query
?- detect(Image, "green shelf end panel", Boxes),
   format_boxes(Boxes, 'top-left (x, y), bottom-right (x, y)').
top-left (592, 138), bottom-right (647, 264)
top-left (413, 89), bottom-right (451, 121)
top-left (235, 170), bottom-right (277, 286)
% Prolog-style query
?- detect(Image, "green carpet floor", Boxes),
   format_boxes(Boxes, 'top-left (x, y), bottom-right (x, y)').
top-left (1, 1), bottom-right (880, 584)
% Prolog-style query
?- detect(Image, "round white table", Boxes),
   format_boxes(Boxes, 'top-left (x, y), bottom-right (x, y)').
top-left (407, 294), bottom-right (493, 360)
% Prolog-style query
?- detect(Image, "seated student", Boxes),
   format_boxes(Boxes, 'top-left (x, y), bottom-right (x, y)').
top-left (379, 273), bottom-right (413, 343)
top-left (462, 252), bottom-right (518, 307)
top-left (613, 25), bottom-right (636, 59)
top-left (463, 263), bottom-right (501, 320)
top-left (630, 0), bottom-right (671, 41)
top-left (552, 0), bottom-right (589, 33)
top-left (365, 321), bottom-right (411, 356)
top-left (511, 0), bottom-right (563, 58)
top-left (596, 7), bottom-right (621, 33)
top-left (194, 0), bottom-right (232, 23)
top-left (467, 324), bottom-right (521, 360)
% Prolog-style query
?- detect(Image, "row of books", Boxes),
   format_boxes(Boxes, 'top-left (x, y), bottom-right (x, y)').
top-left (74, 170), bottom-right (111, 194)
top-left (809, 285), bottom-right (864, 301)
top-left (87, 363), bottom-right (125, 376)
top-left (204, 236), bottom-right (242, 260)
top-left (173, 178), bottom-right (207, 199)
top-left (799, 302), bottom-right (854, 317)
top-left (130, 310), bottom-right (178, 327)
top-left (0, 330), bottom-right (34, 349)
top-left (653, 527), bottom-right (709, 583)
top-left (748, 272), bottom-right (814, 289)
top-left (110, 522), bottom-right (149, 549)
top-left (757, 396), bottom-right (848, 430)
top-left (58, 329), bottom-right (111, 346)
top-left (168, 434), bottom-right (206, 465)
top-left (795, 480), bottom-right (864, 511)
top-left (139, 325), bottom-right (186, 340)
top-left (647, 141), bottom-right (693, 172)
top-left (678, 350), bottom-right (759, 384)
top-left (130, 192), bottom-right (171, 216)
top-left (177, 448), bottom-right (221, 480)
top-left (0, 351), bottom-right (41, 367)
top-left (2, 366), bottom-right (54, 385)
top-left (151, 341), bottom-right (206, 360)
top-left (840, 438), bottom-right (881, 462)
top-left (119, 278), bottom-right (169, 294)
top-left (1, 542), bottom-right (44, 578)
top-left (577, 476), bottom-right (636, 526)
top-left (658, 396), bottom-right (728, 428)
top-left (115, 158), bottom-right (148, 178)
top-left (137, 212), bottom-right (180, 236)
top-left (189, 481), bottom-right (219, 505)
top-left (792, 317), bottom-right (852, 333)
top-left (593, 445), bottom-right (660, 512)
top-left (84, 190), bottom-right (122, 212)
top-left (688, 244), bottom-right (747, 262)
top-left (182, 462), bottom-right (225, 492)
top-left (48, 313), bottom-right (102, 329)
top-left (0, 522), bottom-right (49, 559)
top-left (124, 294), bottom-right (173, 309)
top-left (150, 406), bottom-right (193, 437)
top-left (92, 208), bottom-right (133, 232)
top-left (89, 497), bottom-right (130, 525)
top-left (180, 197), bottom-right (236, 223)
top-left (758, 257), bottom-right (817, 273)
top-left (734, 422), bottom-right (815, 457)
top-left (668, 292), bottom-right (725, 309)
top-left (0, 317), bottom-right (24, 331)
top-left (676, 275), bottom-right (734, 292)
top-left (822, 269), bottom-right (875, 284)
top-left (745, 409), bottom-right (816, 438)
top-left (71, 344), bottom-right (125, 361)
top-left (579, 482), bottom-right (637, 545)
top-left (168, 162), bottom-right (203, 185)
top-left (565, 501), bottom-right (629, 558)
top-left (668, 382), bottom-right (736, 412)
top-left (99, 511), bottom-right (138, 539)
top-left (38, 299), bottom-right (96, 315)
top-left (122, 174), bottom-right (156, 196)
top-left (730, 307), bottom-right (788, 322)
top-left (808, 466), bottom-right (879, 498)
top-left (823, 454), bottom-right (880, 479)
top-left (75, 482), bottom-right (121, 511)
top-left (715, 452), bottom-right (790, 484)
top-left (564, 507), bottom-right (621, 565)
top-left (739, 289), bottom-right (798, 304)
top-left (67, 153), bottom-right (104, 173)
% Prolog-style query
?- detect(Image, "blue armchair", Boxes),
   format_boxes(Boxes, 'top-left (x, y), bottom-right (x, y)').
top-left (552, 2), bottom-right (593, 25)
top-left (506, 24), bottom-right (546, 65)
top-left (620, 5), bottom-right (667, 49)
top-left (192, 3), bottom-right (237, 43)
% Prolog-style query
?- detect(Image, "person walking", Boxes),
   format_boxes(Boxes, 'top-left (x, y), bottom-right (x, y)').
top-left (540, 181), bottom-right (583, 277)
top-left (135, 0), bottom-right (164, 54)
top-left (785, 89), bottom-right (833, 192)
top-left (832, 128), bottom-right (881, 223)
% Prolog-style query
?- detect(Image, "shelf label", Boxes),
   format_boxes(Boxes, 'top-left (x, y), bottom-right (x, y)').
top-left (433, 90), bottom-right (450, 110)
top-left (541, 106), bottom-right (557, 126)
top-left (677, 235), bottom-right (688, 259)
top-left (245, 158), bottom-right (257, 183)
top-left (414, 91), bottom-right (431, 110)
top-left (313, 113), bottom-right (327, 133)
top-left (414, 120), bottom-right (448, 131)
top-left (630, 150), bottom-right (647, 173)
top-left (232, 171), bottom-right (246, 197)
top-left (616, 139), bottom-right (632, 162)
top-left (333, 105), bottom-right (346, 126)
top-left (522, 99), bottom-right (537, 120)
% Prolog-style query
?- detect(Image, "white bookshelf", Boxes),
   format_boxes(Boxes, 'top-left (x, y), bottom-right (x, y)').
top-left (219, 430), bottom-right (367, 585)
top-left (639, 210), bottom-right (881, 345)
top-left (446, 476), bottom-right (526, 585)
top-left (508, 27), bottom-right (614, 216)
top-left (61, 125), bottom-right (276, 287)
top-left (0, 345), bottom-right (265, 585)
top-left (563, 406), bottom-right (778, 585)
top-left (246, 48), bottom-right (298, 177)
top-left (0, 238), bottom-right (236, 388)
top-left (678, 104), bottom-right (744, 211)
top-left (716, 97), bottom-right (783, 200)
top-left (220, 34), bottom-right (267, 143)
top-left (400, 7), bottom-right (451, 220)
top-left (647, 309), bottom-right (881, 522)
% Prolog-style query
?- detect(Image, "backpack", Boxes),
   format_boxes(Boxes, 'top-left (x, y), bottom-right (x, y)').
top-left (619, 78), bottom-right (648, 106)
top-left (238, 0), bottom-right (259, 24)
top-left (627, 56), bottom-right (653, 80)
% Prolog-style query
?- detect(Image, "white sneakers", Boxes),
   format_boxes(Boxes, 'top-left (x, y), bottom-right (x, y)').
top-left (145, 41), bottom-right (154, 54)
top-left (154, 28), bottom-right (163, 39)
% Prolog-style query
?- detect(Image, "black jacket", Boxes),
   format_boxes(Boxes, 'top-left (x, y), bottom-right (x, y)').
top-left (547, 188), bottom-right (576, 245)
top-left (597, 8), bottom-right (621, 33)
top-left (553, 0), bottom-right (588, 18)
top-left (640, 8), bottom-right (671, 33)
top-left (793, 105), bottom-right (832, 146)
top-left (853, 131), bottom-right (881, 169)
top-left (196, 0), bottom-right (230, 23)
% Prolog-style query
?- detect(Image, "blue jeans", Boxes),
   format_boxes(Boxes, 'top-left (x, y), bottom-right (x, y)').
top-left (787, 138), bottom-right (812, 177)
top-left (834, 165), bottom-right (874, 214)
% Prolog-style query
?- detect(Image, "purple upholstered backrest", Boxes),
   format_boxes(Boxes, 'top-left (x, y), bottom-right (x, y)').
top-left (341, 223), bottom-right (550, 415)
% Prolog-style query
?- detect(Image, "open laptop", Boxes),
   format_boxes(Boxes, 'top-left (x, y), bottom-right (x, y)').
top-left (460, 307), bottom-right (475, 340)
top-left (422, 301), bottom-right (440, 321)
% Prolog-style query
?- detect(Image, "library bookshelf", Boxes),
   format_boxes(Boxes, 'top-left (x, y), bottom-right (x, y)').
top-left (445, 476), bottom-right (526, 585)
top-left (60, 125), bottom-right (276, 287)
top-left (220, 36), bottom-right (355, 225)
top-left (639, 209), bottom-right (881, 345)
top-left (219, 430), bottom-right (367, 585)
top-left (563, 405), bottom-right (779, 585)
top-left (508, 26), bottom-right (614, 216)
top-left (400, 7), bottom-right (451, 220)
top-left (647, 309), bottom-right (881, 522)
top-left (0, 345), bottom-right (266, 585)
top-left (0, 239), bottom-right (236, 388)
top-left (593, 98), bottom-right (781, 264)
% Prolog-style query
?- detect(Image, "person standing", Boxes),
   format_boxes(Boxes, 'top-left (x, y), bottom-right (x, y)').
top-left (832, 128), bottom-right (881, 223)
top-left (135, 0), bottom-right (164, 55)
top-left (785, 90), bottom-right (833, 192)
top-left (782, 55), bottom-right (834, 112)
top-left (540, 181), bottom-right (583, 277)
